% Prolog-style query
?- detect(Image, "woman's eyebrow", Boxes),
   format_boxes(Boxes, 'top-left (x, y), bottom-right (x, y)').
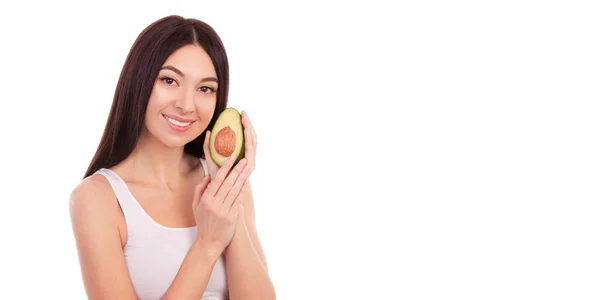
top-left (160, 65), bottom-right (184, 77)
top-left (160, 65), bottom-right (218, 83)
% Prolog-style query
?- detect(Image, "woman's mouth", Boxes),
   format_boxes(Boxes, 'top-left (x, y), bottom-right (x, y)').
top-left (163, 114), bottom-right (194, 132)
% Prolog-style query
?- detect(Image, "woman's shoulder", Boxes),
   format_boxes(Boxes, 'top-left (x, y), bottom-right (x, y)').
top-left (71, 173), bottom-right (112, 202)
top-left (69, 172), bottom-right (122, 227)
top-left (69, 171), bottom-right (130, 256)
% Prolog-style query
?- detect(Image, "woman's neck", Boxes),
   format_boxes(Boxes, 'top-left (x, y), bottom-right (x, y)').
top-left (125, 130), bottom-right (195, 190)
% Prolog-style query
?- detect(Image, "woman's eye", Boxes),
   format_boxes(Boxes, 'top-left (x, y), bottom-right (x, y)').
top-left (200, 86), bottom-right (216, 93)
top-left (161, 77), bottom-right (176, 85)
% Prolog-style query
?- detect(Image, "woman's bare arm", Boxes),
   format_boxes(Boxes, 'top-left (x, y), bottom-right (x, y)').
top-left (161, 240), bottom-right (222, 300)
top-left (70, 176), bottom-right (139, 299)
top-left (225, 190), bottom-right (276, 300)
top-left (240, 183), bottom-right (268, 269)
top-left (70, 175), bottom-right (222, 300)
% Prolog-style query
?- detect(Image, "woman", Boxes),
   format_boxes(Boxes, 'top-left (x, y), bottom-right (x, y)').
top-left (69, 15), bottom-right (276, 300)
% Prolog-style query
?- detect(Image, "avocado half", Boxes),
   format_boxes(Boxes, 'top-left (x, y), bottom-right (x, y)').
top-left (209, 107), bottom-right (245, 167)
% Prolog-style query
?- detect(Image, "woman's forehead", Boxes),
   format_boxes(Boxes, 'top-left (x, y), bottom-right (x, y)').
top-left (162, 44), bottom-right (217, 78)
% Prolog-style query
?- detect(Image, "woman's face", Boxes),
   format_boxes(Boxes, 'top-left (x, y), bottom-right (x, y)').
top-left (144, 44), bottom-right (218, 148)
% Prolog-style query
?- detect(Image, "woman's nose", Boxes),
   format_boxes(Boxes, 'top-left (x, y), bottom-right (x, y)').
top-left (174, 87), bottom-right (195, 113)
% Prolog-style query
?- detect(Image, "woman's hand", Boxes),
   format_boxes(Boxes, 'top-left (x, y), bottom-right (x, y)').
top-left (240, 110), bottom-right (258, 174)
top-left (191, 155), bottom-right (250, 252)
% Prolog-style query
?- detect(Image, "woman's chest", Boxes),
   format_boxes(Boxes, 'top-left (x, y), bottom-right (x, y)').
top-left (128, 183), bottom-right (197, 228)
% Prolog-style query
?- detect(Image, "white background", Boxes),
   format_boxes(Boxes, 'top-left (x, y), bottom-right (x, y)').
top-left (0, 0), bottom-right (599, 299)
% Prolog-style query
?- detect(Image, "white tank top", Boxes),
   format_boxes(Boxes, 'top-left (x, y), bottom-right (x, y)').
top-left (94, 158), bottom-right (229, 300)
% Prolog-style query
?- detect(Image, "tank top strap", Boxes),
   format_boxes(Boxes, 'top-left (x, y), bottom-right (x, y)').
top-left (94, 168), bottom-right (145, 234)
top-left (200, 158), bottom-right (208, 176)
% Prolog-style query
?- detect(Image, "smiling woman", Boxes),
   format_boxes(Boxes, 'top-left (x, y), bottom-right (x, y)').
top-left (69, 15), bottom-right (275, 300)
top-left (145, 46), bottom-right (219, 144)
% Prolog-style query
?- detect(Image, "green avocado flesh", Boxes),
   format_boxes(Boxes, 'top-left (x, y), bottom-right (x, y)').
top-left (209, 107), bottom-right (245, 167)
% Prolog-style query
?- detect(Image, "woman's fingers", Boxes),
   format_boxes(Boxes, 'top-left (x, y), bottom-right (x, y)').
top-left (222, 162), bottom-right (250, 209)
top-left (243, 111), bottom-right (256, 147)
top-left (242, 111), bottom-right (257, 171)
top-left (215, 158), bottom-right (247, 202)
top-left (192, 175), bottom-right (211, 207)
top-left (207, 154), bottom-right (240, 196)
top-left (202, 130), bottom-right (219, 177)
top-left (228, 181), bottom-right (248, 218)
top-left (242, 115), bottom-right (253, 168)
top-left (243, 111), bottom-right (257, 144)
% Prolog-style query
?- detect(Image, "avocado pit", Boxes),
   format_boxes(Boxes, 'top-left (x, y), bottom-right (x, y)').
top-left (214, 126), bottom-right (236, 157)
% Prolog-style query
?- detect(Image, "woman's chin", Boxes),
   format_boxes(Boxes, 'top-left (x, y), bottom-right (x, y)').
top-left (159, 135), bottom-right (196, 148)
top-left (143, 122), bottom-right (202, 149)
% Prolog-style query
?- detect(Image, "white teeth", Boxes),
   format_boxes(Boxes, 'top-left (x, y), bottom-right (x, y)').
top-left (164, 115), bottom-right (191, 127)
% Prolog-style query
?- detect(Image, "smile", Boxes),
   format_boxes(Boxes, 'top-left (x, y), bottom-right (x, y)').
top-left (162, 114), bottom-right (195, 132)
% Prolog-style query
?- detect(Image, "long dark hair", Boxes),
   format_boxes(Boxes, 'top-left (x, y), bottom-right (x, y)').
top-left (83, 15), bottom-right (229, 179)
